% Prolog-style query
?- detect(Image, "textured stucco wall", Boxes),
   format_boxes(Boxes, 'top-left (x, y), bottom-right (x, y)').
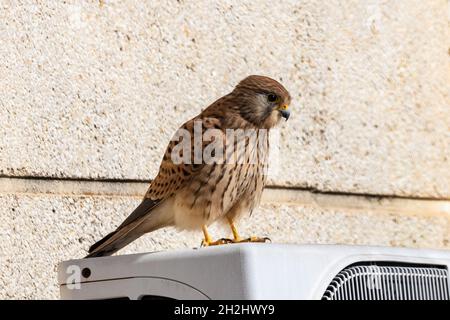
top-left (1, 191), bottom-right (448, 299)
top-left (1, 0), bottom-right (449, 196)
top-left (0, 0), bottom-right (449, 299)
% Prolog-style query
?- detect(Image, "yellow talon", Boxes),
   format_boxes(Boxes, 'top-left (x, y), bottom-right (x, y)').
top-left (201, 225), bottom-right (232, 247)
top-left (228, 217), bottom-right (242, 242)
top-left (227, 218), bottom-right (271, 244)
top-left (201, 221), bottom-right (271, 247)
top-left (202, 225), bottom-right (212, 244)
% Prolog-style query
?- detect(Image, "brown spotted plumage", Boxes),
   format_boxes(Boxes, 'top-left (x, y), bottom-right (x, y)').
top-left (86, 75), bottom-right (291, 257)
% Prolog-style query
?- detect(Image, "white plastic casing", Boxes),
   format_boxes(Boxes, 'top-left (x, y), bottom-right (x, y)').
top-left (58, 244), bottom-right (450, 300)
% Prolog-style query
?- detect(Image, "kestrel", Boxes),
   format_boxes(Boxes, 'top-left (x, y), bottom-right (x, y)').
top-left (86, 75), bottom-right (291, 257)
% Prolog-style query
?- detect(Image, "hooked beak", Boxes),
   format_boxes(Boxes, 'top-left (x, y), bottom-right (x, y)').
top-left (277, 104), bottom-right (290, 120)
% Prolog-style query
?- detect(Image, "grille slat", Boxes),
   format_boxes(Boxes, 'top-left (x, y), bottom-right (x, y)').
top-left (323, 264), bottom-right (449, 300)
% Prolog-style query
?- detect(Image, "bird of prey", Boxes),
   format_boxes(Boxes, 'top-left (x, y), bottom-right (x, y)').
top-left (86, 75), bottom-right (291, 258)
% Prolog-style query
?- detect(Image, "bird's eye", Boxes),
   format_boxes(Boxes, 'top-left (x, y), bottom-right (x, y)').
top-left (267, 93), bottom-right (278, 102)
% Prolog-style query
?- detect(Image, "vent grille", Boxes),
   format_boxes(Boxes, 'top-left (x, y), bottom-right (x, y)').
top-left (322, 264), bottom-right (449, 300)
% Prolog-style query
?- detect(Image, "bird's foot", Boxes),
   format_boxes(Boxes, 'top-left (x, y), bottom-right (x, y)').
top-left (201, 238), bottom-right (233, 247)
top-left (232, 236), bottom-right (271, 243)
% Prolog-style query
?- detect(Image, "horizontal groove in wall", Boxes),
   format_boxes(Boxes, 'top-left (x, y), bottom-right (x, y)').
top-left (263, 188), bottom-right (450, 217)
top-left (1, 177), bottom-right (449, 218)
top-left (0, 177), bottom-right (146, 198)
top-left (1, 175), bottom-right (448, 201)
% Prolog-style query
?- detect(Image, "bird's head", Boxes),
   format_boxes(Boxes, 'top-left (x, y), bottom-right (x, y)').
top-left (230, 75), bottom-right (291, 129)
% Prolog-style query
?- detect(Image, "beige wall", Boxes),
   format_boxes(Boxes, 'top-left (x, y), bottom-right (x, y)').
top-left (0, 0), bottom-right (449, 299)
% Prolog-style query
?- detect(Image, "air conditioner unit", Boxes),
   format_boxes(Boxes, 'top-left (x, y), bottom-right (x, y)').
top-left (58, 244), bottom-right (450, 300)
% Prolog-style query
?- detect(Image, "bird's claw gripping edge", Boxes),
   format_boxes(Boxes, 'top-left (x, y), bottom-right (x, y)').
top-left (201, 223), bottom-right (271, 247)
top-left (200, 237), bottom-right (271, 247)
top-left (227, 218), bottom-right (271, 244)
top-left (234, 236), bottom-right (271, 243)
top-left (201, 238), bottom-right (234, 247)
